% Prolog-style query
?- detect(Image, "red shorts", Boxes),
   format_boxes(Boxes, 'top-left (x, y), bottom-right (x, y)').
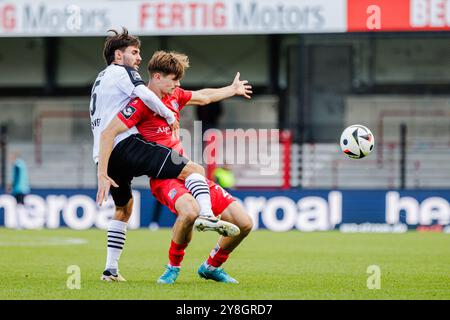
top-left (150, 178), bottom-right (235, 216)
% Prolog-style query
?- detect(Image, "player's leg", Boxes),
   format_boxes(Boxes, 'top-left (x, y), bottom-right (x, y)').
top-left (172, 194), bottom-right (199, 244)
top-left (123, 135), bottom-right (239, 236)
top-left (157, 193), bottom-right (199, 284)
top-left (179, 164), bottom-right (239, 237)
top-left (156, 148), bottom-right (239, 236)
top-left (101, 175), bottom-right (132, 282)
top-left (165, 157), bottom-right (215, 219)
top-left (129, 136), bottom-right (216, 220)
top-left (198, 201), bottom-right (253, 284)
top-left (209, 201), bottom-right (253, 252)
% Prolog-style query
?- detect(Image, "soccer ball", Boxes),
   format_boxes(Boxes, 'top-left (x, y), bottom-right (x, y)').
top-left (340, 124), bottom-right (375, 159)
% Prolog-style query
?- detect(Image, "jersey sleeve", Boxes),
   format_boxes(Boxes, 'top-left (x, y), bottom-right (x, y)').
top-left (117, 98), bottom-right (146, 128)
top-left (174, 87), bottom-right (193, 110)
top-left (115, 66), bottom-right (145, 96)
top-left (132, 85), bottom-right (176, 124)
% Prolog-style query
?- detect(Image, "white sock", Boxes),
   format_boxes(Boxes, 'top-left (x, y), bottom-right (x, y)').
top-left (105, 220), bottom-right (128, 273)
top-left (185, 173), bottom-right (213, 217)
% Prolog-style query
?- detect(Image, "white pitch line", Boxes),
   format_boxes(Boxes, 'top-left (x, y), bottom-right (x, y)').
top-left (0, 237), bottom-right (88, 247)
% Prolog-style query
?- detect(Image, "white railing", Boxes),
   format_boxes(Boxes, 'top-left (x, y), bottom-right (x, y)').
top-left (299, 143), bottom-right (450, 189)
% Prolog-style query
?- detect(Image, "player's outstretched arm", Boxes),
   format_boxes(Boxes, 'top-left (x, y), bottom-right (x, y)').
top-left (187, 72), bottom-right (253, 106)
top-left (96, 117), bottom-right (128, 206)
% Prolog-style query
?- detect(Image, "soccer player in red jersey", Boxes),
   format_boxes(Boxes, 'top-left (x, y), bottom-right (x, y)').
top-left (117, 51), bottom-right (253, 283)
top-left (95, 30), bottom-right (240, 282)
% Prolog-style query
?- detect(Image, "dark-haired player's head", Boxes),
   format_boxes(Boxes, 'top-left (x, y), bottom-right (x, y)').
top-left (103, 27), bottom-right (142, 69)
top-left (147, 51), bottom-right (190, 95)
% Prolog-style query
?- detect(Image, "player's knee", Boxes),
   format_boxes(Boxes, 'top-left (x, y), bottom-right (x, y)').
top-left (192, 163), bottom-right (205, 176)
top-left (179, 209), bottom-right (199, 225)
top-left (233, 207), bottom-right (253, 236)
top-left (113, 198), bottom-right (133, 222)
top-left (183, 162), bottom-right (205, 178)
top-left (228, 203), bottom-right (253, 236)
top-left (239, 217), bottom-right (253, 236)
top-left (114, 206), bottom-right (132, 222)
top-left (176, 196), bottom-right (200, 224)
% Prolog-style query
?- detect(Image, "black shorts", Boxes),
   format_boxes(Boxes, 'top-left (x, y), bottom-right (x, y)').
top-left (14, 193), bottom-right (25, 204)
top-left (107, 134), bottom-right (189, 207)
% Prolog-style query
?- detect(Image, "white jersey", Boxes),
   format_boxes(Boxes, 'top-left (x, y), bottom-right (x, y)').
top-left (89, 64), bottom-right (175, 163)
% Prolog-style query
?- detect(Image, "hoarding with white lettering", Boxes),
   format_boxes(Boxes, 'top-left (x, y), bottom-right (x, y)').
top-left (1, 189), bottom-right (449, 232)
top-left (0, 0), bottom-right (346, 36)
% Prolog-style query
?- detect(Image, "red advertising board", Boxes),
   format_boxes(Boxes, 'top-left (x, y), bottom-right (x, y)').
top-left (347, 0), bottom-right (450, 31)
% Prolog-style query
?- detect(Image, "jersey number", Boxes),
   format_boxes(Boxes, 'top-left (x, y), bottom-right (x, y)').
top-left (214, 185), bottom-right (231, 198)
top-left (90, 80), bottom-right (101, 116)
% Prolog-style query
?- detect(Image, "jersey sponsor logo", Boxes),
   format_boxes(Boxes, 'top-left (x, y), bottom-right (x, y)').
top-left (171, 100), bottom-right (179, 110)
top-left (120, 106), bottom-right (136, 119)
top-left (130, 70), bottom-right (142, 81)
top-left (156, 126), bottom-right (171, 134)
top-left (168, 188), bottom-right (177, 199)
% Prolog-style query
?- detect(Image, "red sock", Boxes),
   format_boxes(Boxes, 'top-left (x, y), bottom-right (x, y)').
top-left (207, 245), bottom-right (231, 268)
top-left (168, 240), bottom-right (188, 267)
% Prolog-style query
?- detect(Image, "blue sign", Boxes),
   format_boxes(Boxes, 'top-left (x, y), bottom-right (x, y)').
top-left (1, 189), bottom-right (449, 231)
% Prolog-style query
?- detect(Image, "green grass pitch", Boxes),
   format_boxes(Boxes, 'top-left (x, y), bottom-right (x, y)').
top-left (1, 228), bottom-right (449, 300)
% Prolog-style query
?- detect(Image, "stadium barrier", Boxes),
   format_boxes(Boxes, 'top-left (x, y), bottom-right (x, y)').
top-left (1, 189), bottom-right (449, 232)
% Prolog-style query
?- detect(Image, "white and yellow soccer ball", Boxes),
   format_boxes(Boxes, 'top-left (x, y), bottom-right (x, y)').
top-left (340, 124), bottom-right (375, 159)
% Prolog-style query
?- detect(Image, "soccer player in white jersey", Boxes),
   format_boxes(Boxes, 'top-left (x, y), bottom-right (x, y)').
top-left (90, 28), bottom-right (239, 282)
top-left (101, 51), bottom-right (254, 284)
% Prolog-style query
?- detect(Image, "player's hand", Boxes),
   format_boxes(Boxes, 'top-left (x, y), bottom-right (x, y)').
top-left (96, 173), bottom-right (119, 206)
top-left (231, 72), bottom-right (252, 99)
top-left (170, 119), bottom-right (180, 140)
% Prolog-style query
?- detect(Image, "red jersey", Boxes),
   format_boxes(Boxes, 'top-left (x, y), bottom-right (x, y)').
top-left (117, 86), bottom-right (236, 213)
top-left (117, 87), bottom-right (192, 155)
